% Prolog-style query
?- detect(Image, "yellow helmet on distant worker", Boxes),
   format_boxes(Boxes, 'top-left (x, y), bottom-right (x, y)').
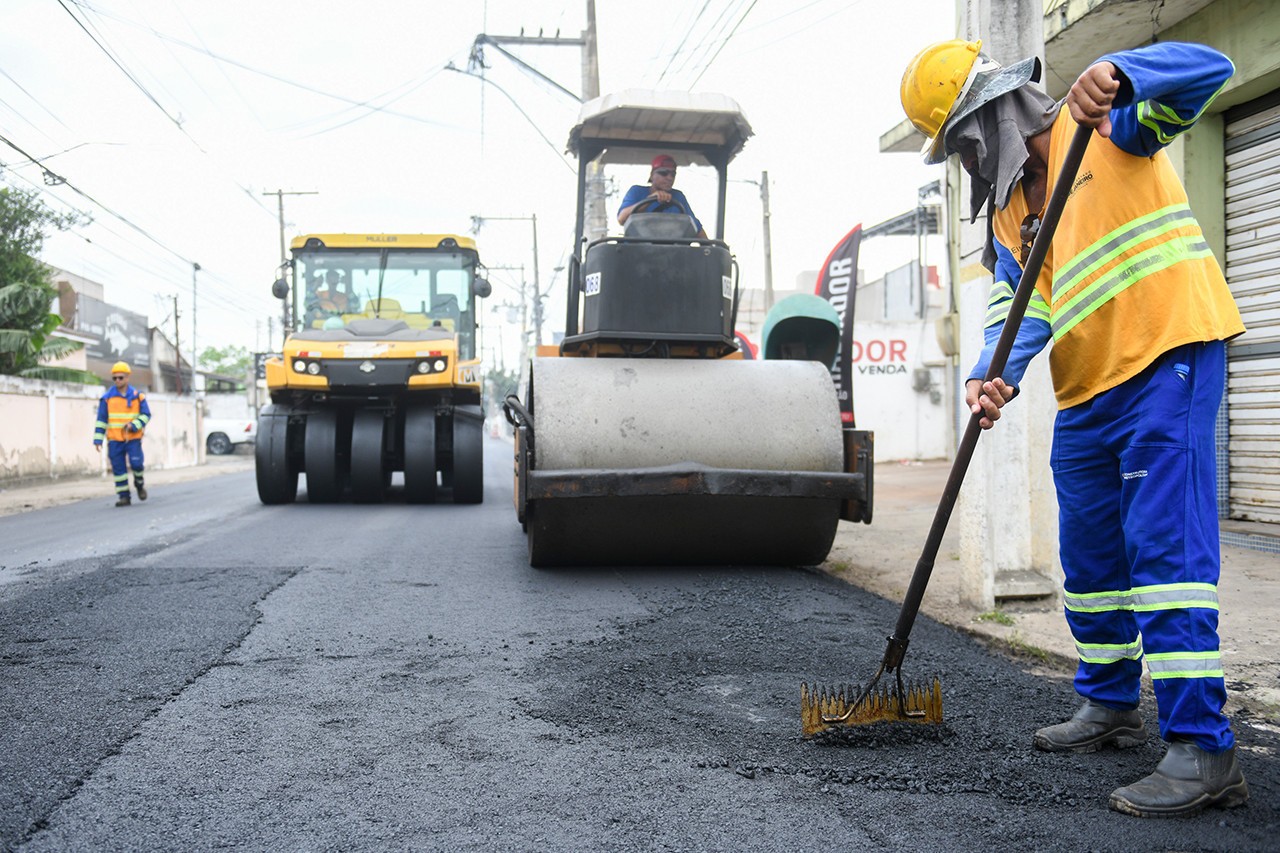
top-left (111, 361), bottom-right (131, 375)
top-left (901, 38), bottom-right (1042, 165)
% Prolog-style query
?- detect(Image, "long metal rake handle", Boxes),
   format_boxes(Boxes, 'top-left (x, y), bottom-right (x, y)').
top-left (880, 123), bottom-right (1093, 672)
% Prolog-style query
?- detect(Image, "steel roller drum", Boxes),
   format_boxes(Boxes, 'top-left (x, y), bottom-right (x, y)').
top-left (525, 358), bottom-right (847, 567)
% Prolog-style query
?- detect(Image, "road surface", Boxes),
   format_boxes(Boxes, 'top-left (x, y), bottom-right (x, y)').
top-left (1, 438), bottom-right (1275, 850)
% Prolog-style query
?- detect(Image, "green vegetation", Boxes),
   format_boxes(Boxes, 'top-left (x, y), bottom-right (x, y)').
top-left (976, 609), bottom-right (1015, 627)
top-left (1006, 633), bottom-right (1051, 662)
top-left (199, 344), bottom-right (253, 378)
top-left (0, 187), bottom-right (95, 383)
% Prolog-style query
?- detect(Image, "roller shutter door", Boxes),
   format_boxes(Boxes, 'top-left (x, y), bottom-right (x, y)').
top-left (1224, 94), bottom-right (1280, 524)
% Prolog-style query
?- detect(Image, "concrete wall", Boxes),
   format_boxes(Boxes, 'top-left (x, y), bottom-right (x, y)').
top-left (852, 319), bottom-right (951, 461)
top-left (1163, 0), bottom-right (1280, 260)
top-left (0, 376), bottom-right (203, 484)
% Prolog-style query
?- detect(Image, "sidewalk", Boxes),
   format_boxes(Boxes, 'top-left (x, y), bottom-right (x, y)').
top-left (0, 451), bottom-right (254, 518)
top-left (826, 459), bottom-right (1280, 722)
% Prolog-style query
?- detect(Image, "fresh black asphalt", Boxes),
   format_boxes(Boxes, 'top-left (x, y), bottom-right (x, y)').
top-left (1, 439), bottom-right (1275, 850)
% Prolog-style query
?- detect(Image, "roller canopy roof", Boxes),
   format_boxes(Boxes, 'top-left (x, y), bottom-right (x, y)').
top-left (567, 89), bottom-right (753, 167)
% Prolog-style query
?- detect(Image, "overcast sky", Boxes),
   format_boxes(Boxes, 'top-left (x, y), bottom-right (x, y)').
top-left (2, 0), bottom-right (954, 368)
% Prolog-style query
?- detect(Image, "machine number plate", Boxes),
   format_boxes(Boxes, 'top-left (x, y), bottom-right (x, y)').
top-left (722, 275), bottom-right (733, 298)
top-left (584, 272), bottom-right (601, 296)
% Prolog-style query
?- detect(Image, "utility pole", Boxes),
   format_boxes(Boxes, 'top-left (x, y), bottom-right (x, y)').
top-left (486, 263), bottom-right (528, 364)
top-left (759, 171), bottom-right (774, 311)
top-left (191, 262), bottom-right (201, 378)
top-left (736, 172), bottom-right (776, 311)
top-left (263, 189), bottom-right (318, 337)
top-left (470, 1), bottom-right (605, 238)
top-left (267, 316), bottom-right (275, 353)
top-left (172, 295), bottom-right (183, 395)
top-left (472, 215), bottom-right (542, 354)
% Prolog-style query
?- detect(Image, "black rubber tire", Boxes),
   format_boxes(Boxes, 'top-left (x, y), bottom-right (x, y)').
top-left (349, 410), bottom-right (387, 503)
top-left (255, 405), bottom-right (297, 504)
top-left (304, 408), bottom-right (347, 503)
top-left (207, 432), bottom-right (233, 456)
top-left (451, 410), bottom-right (484, 504)
top-left (403, 404), bottom-right (438, 504)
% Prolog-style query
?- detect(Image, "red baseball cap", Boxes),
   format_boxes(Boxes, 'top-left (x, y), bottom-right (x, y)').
top-left (651, 154), bottom-right (676, 170)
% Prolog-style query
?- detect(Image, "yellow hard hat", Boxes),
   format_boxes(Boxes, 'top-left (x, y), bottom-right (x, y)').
top-left (901, 40), bottom-right (983, 140)
top-left (901, 39), bottom-right (1042, 164)
top-left (111, 361), bottom-right (131, 375)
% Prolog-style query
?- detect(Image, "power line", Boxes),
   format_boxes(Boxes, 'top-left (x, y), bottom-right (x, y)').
top-left (77, 0), bottom-right (461, 131)
top-left (57, 0), bottom-right (190, 139)
top-left (0, 65), bottom-right (75, 132)
top-left (57, 0), bottom-right (276, 218)
top-left (445, 63), bottom-right (576, 174)
top-left (656, 0), bottom-right (714, 85)
top-left (687, 0), bottom-right (760, 89)
top-left (668, 0), bottom-right (744, 84)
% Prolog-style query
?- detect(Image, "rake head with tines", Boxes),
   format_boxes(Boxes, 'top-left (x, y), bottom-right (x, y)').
top-left (801, 665), bottom-right (942, 737)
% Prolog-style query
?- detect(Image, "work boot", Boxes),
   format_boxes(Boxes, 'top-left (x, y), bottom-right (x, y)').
top-left (115, 494), bottom-right (131, 507)
top-left (1109, 740), bottom-right (1249, 818)
top-left (136, 483), bottom-right (148, 501)
top-left (1033, 699), bottom-right (1145, 753)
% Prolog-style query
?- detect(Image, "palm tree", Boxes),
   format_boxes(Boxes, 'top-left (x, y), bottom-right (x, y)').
top-left (0, 186), bottom-right (96, 384)
top-left (0, 278), bottom-right (97, 383)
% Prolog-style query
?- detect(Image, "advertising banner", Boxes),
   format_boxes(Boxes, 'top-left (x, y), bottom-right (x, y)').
top-left (813, 225), bottom-right (861, 424)
top-left (77, 295), bottom-right (151, 367)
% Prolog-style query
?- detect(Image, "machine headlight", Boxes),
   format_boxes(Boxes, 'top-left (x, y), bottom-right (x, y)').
top-left (417, 361), bottom-right (431, 374)
top-left (433, 359), bottom-right (447, 373)
top-left (307, 362), bottom-right (321, 375)
top-left (293, 359), bottom-right (307, 373)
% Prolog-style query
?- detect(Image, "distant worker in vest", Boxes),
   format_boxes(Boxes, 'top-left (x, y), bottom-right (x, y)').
top-left (617, 154), bottom-right (708, 238)
top-left (93, 361), bottom-right (151, 507)
top-left (902, 40), bottom-right (1246, 817)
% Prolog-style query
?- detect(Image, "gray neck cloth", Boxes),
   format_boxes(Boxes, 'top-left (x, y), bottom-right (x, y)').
top-left (945, 87), bottom-right (1061, 270)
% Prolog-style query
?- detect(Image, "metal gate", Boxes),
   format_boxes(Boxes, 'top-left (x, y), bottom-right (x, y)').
top-left (1224, 93), bottom-right (1280, 524)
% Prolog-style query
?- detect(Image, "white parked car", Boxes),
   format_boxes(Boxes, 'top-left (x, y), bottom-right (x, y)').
top-left (204, 418), bottom-right (257, 455)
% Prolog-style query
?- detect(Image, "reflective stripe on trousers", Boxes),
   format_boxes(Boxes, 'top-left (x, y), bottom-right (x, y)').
top-left (107, 439), bottom-right (145, 496)
top-left (1051, 340), bottom-right (1233, 752)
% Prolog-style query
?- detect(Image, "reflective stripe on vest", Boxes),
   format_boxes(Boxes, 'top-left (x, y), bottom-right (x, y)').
top-left (1051, 205), bottom-right (1212, 340)
top-left (1063, 582), bottom-right (1219, 613)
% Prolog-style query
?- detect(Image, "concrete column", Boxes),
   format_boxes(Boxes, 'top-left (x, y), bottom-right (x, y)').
top-left (953, 0), bottom-right (1060, 608)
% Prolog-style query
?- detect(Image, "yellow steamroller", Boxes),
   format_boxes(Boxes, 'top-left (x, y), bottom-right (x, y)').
top-left (257, 233), bottom-right (491, 504)
top-left (503, 91), bottom-right (873, 567)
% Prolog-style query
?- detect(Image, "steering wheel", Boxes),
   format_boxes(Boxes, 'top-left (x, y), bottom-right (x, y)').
top-left (644, 193), bottom-right (680, 214)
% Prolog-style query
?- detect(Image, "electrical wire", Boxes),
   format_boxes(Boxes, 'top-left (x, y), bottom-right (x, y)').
top-left (656, 0), bottom-right (716, 85)
top-left (58, 0), bottom-right (275, 218)
top-left (76, 0), bottom-right (461, 131)
top-left (666, 0), bottom-right (744, 84)
top-left (0, 134), bottom-right (259, 316)
top-left (0, 66), bottom-right (75, 132)
top-left (687, 0), bottom-right (760, 89)
top-left (445, 64), bottom-right (576, 175)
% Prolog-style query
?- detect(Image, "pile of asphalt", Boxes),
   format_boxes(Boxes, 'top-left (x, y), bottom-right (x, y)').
top-left (524, 566), bottom-right (1278, 850)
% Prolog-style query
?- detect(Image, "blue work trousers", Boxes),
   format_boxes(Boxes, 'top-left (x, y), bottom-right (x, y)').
top-left (1051, 340), bottom-right (1233, 752)
top-left (107, 438), bottom-right (145, 497)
